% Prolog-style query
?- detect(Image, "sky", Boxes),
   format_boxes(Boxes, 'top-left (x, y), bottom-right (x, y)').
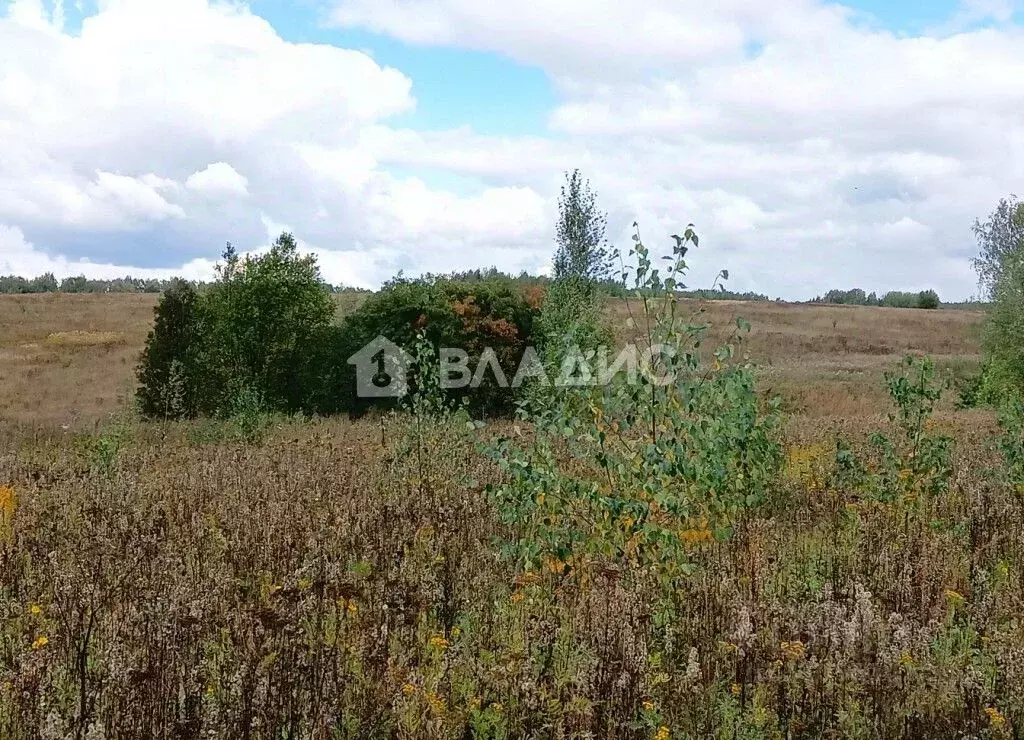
top-left (2, 0), bottom-right (1024, 299)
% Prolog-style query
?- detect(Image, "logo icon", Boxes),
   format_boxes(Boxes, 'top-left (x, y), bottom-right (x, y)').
top-left (347, 336), bottom-right (412, 398)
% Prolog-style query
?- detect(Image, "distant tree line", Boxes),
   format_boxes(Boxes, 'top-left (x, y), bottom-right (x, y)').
top-left (3, 269), bottom-right (952, 310)
top-left (810, 287), bottom-right (941, 309)
top-left (0, 271), bottom-right (365, 294)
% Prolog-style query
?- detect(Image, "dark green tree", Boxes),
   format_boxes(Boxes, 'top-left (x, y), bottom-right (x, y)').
top-left (200, 233), bottom-right (335, 414)
top-left (917, 290), bottom-right (940, 309)
top-left (136, 279), bottom-right (202, 419)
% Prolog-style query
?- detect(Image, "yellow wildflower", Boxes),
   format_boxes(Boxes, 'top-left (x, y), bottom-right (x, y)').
top-left (514, 571), bottom-right (541, 587)
top-left (0, 485), bottom-right (15, 542)
top-left (426, 692), bottom-right (447, 714)
top-left (544, 557), bottom-right (564, 574)
top-left (29, 604), bottom-right (42, 616)
top-left (642, 700), bottom-right (655, 711)
top-left (510, 591), bottom-right (524, 604)
top-left (679, 528), bottom-right (713, 545)
top-left (428, 635), bottom-right (449, 650)
top-left (730, 683), bottom-right (742, 696)
top-left (401, 683), bottom-right (416, 696)
top-left (899, 651), bottom-right (914, 667)
top-left (985, 706), bottom-right (1007, 728)
top-left (654, 726), bottom-right (670, 740)
top-left (780, 641), bottom-right (806, 661)
top-left (346, 601), bottom-right (358, 615)
top-left (945, 589), bottom-right (966, 608)
top-left (468, 696), bottom-right (481, 710)
top-left (0, 485), bottom-right (15, 518)
top-left (31, 635), bottom-right (48, 650)
top-left (491, 702), bottom-right (503, 713)
top-left (451, 626), bottom-right (461, 639)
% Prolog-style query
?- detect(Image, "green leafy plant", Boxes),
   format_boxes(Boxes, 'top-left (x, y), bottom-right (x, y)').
top-left (489, 223), bottom-right (782, 584)
top-left (136, 235), bottom-right (336, 420)
top-left (136, 278), bottom-right (202, 419)
top-left (842, 355), bottom-right (953, 505)
top-left (338, 276), bottom-right (537, 415)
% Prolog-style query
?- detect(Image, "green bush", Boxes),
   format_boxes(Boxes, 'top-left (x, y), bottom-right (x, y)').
top-left (337, 276), bottom-right (538, 416)
top-left (974, 197), bottom-right (1024, 399)
top-left (488, 223), bottom-right (782, 603)
top-left (136, 279), bottom-right (203, 419)
top-left (880, 291), bottom-right (918, 308)
top-left (196, 235), bottom-right (335, 415)
top-left (982, 267), bottom-right (1024, 396)
top-left (917, 289), bottom-right (940, 309)
top-left (137, 234), bottom-right (336, 419)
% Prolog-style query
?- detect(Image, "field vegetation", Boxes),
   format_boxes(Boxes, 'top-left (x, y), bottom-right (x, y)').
top-left (2, 180), bottom-right (1022, 739)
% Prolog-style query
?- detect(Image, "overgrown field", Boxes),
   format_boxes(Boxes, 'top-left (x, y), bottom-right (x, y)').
top-left (6, 294), bottom-right (1024, 738)
top-left (0, 292), bottom-right (983, 426)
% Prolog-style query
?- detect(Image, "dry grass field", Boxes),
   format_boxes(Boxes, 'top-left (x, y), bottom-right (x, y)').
top-left (0, 292), bottom-right (986, 428)
top-left (4, 293), bottom-right (1018, 739)
top-left (0, 293), bottom-right (369, 429)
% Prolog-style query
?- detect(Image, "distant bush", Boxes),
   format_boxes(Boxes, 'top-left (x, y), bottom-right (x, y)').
top-left (880, 291), bottom-right (919, 308)
top-left (337, 276), bottom-right (538, 415)
top-left (199, 236), bottom-right (335, 415)
top-left (812, 288), bottom-right (941, 308)
top-left (917, 289), bottom-right (940, 309)
top-left (815, 288), bottom-right (876, 305)
top-left (136, 279), bottom-right (203, 419)
top-left (137, 234), bottom-right (336, 419)
top-left (0, 271), bottom-right (364, 295)
top-left (680, 288), bottom-right (773, 302)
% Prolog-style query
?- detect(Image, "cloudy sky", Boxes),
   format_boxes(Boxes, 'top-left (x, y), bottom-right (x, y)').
top-left (1, 0), bottom-right (1022, 299)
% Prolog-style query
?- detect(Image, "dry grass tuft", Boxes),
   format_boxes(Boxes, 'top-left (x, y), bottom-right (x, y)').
top-left (45, 330), bottom-right (126, 346)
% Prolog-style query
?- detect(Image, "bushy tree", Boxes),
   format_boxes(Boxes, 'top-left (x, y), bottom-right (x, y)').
top-left (137, 234), bottom-right (337, 419)
top-left (974, 197), bottom-right (1024, 398)
top-left (880, 291), bottom-right (914, 308)
top-left (539, 170), bottom-right (615, 353)
top-left (973, 195), bottom-right (1024, 300)
top-left (337, 276), bottom-right (537, 415)
top-left (553, 170), bottom-right (613, 282)
top-left (917, 289), bottom-right (940, 309)
top-left (136, 279), bottom-right (202, 419)
top-left (200, 234), bottom-right (336, 414)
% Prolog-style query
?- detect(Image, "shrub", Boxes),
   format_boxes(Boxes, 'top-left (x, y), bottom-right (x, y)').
top-left (917, 289), bottom-right (941, 309)
top-left (337, 276), bottom-right (537, 415)
top-left (487, 224), bottom-right (782, 684)
top-left (137, 235), bottom-right (336, 420)
top-left (196, 235), bottom-right (335, 416)
top-left (881, 291), bottom-right (919, 308)
top-left (982, 267), bottom-right (1024, 396)
top-left (538, 170), bottom-right (615, 360)
top-left (136, 278), bottom-right (203, 419)
top-left (974, 197), bottom-right (1024, 398)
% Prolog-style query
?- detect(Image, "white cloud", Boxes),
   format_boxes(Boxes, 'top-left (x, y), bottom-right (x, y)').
top-left (186, 162), bottom-right (249, 197)
top-left (0, 0), bottom-right (551, 288)
top-left (88, 171), bottom-right (185, 223)
top-left (327, 0), bottom-right (1024, 299)
top-left (4, 0), bottom-right (1024, 298)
